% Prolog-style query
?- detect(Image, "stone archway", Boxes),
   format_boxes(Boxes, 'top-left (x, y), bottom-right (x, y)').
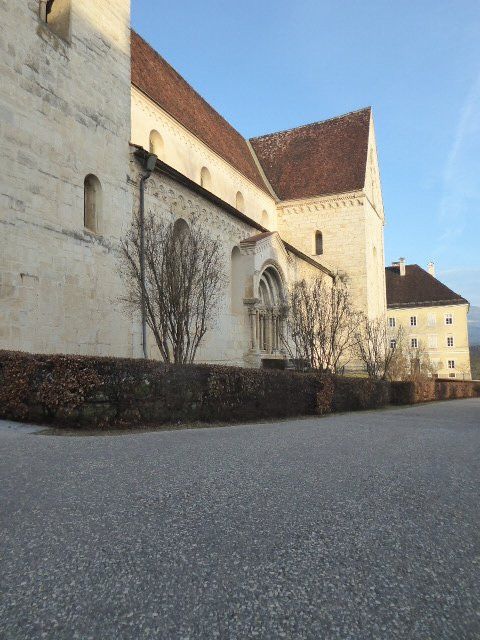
top-left (247, 264), bottom-right (287, 359)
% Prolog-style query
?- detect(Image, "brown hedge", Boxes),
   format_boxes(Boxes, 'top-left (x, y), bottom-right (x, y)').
top-left (4, 351), bottom-right (475, 430)
top-left (0, 350), bottom-right (330, 428)
top-left (390, 379), bottom-right (480, 405)
top-left (331, 377), bottom-right (390, 412)
top-left (0, 350), bottom-right (394, 429)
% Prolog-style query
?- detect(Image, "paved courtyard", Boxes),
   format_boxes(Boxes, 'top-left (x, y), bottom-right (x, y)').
top-left (1, 399), bottom-right (479, 639)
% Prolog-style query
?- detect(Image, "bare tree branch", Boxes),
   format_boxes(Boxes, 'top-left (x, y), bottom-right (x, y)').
top-left (353, 316), bottom-right (405, 379)
top-left (287, 274), bottom-right (359, 373)
top-left (118, 213), bottom-right (226, 363)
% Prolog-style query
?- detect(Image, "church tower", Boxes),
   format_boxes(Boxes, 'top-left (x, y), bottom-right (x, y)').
top-left (0, 0), bottom-right (134, 356)
top-left (250, 107), bottom-right (387, 320)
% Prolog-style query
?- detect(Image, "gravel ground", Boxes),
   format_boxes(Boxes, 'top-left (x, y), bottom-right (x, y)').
top-left (1, 399), bottom-right (479, 639)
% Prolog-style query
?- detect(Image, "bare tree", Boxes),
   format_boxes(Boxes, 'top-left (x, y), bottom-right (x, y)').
top-left (353, 316), bottom-right (405, 379)
top-left (388, 339), bottom-right (438, 381)
top-left (119, 212), bottom-right (226, 363)
top-left (287, 274), bottom-right (358, 373)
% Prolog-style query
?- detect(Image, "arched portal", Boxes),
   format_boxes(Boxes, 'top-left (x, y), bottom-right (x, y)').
top-left (254, 265), bottom-right (285, 354)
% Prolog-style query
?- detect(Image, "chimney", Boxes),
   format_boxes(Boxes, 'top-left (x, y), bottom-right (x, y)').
top-left (427, 261), bottom-right (435, 277)
top-left (399, 257), bottom-right (406, 277)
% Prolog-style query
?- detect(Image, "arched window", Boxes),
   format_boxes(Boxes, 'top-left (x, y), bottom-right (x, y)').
top-left (84, 174), bottom-right (102, 233)
top-left (261, 210), bottom-right (270, 229)
top-left (200, 167), bottom-right (212, 190)
top-left (149, 130), bottom-right (163, 159)
top-left (173, 218), bottom-right (190, 240)
top-left (231, 247), bottom-right (243, 314)
top-left (315, 231), bottom-right (323, 256)
top-left (235, 191), bottom-right (245, 213)
top-left (41, 0), bottom-right (71, 40)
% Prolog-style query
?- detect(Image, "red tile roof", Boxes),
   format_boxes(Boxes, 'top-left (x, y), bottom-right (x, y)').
top-left (385, 264), bottom-right (468, 308)
top-left (131, 30), bottom-right (269, 194)
top-left (250, 108), bottom-right (371, 201)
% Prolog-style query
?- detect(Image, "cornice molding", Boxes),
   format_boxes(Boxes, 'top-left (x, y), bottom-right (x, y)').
top-left (277, 191), bottom-right (364, 214)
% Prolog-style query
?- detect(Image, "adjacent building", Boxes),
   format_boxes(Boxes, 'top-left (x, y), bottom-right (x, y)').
top-left (386, 260), bottom-right (472, 379)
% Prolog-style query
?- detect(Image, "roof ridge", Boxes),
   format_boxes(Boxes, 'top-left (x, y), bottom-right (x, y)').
top-left (250, 107), bottom-right (372, 142)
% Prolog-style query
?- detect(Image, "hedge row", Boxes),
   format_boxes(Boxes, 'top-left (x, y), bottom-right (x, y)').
top-left (0, 351), bottom-right (477, 429)
top-left (0, 350), bottom-right (391, 428)
top-left (390, 378), bottom-right (480, 405)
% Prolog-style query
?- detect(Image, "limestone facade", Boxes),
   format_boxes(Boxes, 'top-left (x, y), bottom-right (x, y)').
top-left (129, 156), bottom-right (325, 366)
top-left (131, 88), bottom-right (278, 232)
top-left (1, 1), bottom-right (389, 368)
top-left (276, 112), bottom-right (386, 319)
top-left (0, 0), bottom-right (134, 355)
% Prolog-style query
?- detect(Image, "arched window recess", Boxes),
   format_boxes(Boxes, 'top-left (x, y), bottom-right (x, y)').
top-left (149, 130), bottom-right (164, 159)
top-left (84, 174), bottom-right (102, 233)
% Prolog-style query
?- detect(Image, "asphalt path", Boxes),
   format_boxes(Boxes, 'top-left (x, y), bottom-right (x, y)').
top-left (1, 399), bottom-right (479, 639)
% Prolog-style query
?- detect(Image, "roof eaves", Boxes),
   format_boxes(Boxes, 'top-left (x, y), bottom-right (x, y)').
top-left (131, 83), bottom-right (271, 197)
top-left (387, 299), bottom-right (469, 309)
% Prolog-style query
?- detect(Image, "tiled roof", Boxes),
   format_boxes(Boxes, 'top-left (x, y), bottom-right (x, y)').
top-left (131, 30), bottom-right (269, 194)
top-left (385, 264), bottom-right (468, 308)
top-left (249, 108), bottom-right (371, 201)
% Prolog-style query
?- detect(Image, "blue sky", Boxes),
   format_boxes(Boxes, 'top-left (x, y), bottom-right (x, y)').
top-left (132, 0), bottom-right (480, 305)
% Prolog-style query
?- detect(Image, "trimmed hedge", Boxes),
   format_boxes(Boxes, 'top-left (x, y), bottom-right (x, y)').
top-left (331, 377), bottom-right (390, 413)
top-left (0, 350), bottom-right (391, 429)
top-left (1, 351), bottom-right (477, 429)
top-left (0, 350), bottom-right (331, 428)
top-left (390, 378), bottom-right (480, 405)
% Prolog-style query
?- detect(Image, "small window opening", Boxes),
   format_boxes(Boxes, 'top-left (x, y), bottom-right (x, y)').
top-left (173, 218), bottom-right (190, 241)
top-left (200, 167), bottom-right (212, 190)
top-left (84, 174), bottom-right (102, 233)
top-left (235, 191), bottom-right (245, 213)
top-left (42, 0), bottom-right (71, 40)
top-left (149, 130), bottom-right (164, 159)
top-left (315, 231), bottom-right (323, 255)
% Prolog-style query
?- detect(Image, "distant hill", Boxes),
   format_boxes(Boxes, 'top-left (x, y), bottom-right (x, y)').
top-left (470, 346), bottom-right (480, 380)
top-left (468, 306), bottom-right (480, 346)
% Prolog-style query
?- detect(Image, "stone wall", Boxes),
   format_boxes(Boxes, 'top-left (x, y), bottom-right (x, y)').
top-left (277, 192), bottom-right (385, 320)
top-left (0, 0), bottom-right (134, 356)
top-left (130, 158), bottom-right (328, 366)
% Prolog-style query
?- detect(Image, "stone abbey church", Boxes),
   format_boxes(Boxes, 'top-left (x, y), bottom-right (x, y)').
top-left (0, 0), bottom-right (387, 368)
